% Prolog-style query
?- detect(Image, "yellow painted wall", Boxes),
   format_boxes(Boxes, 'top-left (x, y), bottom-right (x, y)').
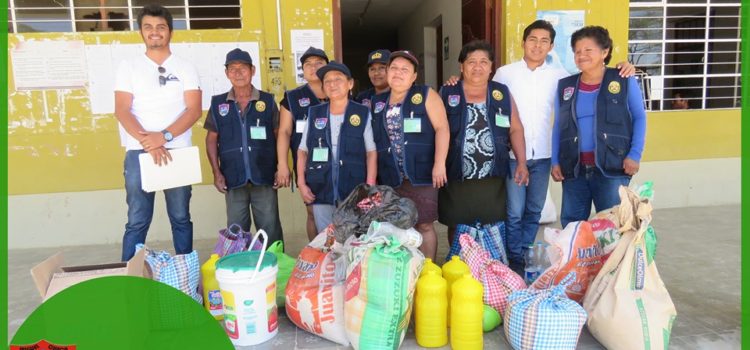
top-left (501, 0), bottom-right (741, 162)
top-left (8, 0), bottom-right (334, 195)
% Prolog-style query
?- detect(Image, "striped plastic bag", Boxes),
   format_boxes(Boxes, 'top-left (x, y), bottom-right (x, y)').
top-left (459, 234), bottom-right (525, 316)
top-left (504, 272), bottom-right (587, 350)
top-left (138, 243), bottom-right (202, 304)
top-left (447, 221), bottom-right (508, 265)
top-left (344, 222), bottom-right (424, 350)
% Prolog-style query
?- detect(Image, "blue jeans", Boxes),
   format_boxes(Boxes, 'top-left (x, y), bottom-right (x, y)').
top-left (560, 165), bottom-right (630, 228)
top-left (122, 150), bottom-right (193, 261)
top-left (506, 158), bottom-right (551, 266)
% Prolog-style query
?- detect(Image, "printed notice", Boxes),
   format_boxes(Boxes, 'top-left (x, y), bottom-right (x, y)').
top-left (11, 40), bottom-right (88, 90)
top-left (291, 29), bottom-right (324, 85)
top-left (537, 10), bottom-right (585, 75)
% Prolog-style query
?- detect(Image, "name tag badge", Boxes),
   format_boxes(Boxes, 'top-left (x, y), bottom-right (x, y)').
top-left (404, 118), bottom-right (422, 133)
top-left (250, 126), bottom-right (267, 140)
top-left (495, 113), bottom-right (510, 128)
top-left (296, 120), bottom-right (306, 133)
top-left (312, 147), bottom-right (329, 162)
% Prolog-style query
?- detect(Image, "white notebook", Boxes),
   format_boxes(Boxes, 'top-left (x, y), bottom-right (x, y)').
top-left (138, 146), bottom-right (202, 192)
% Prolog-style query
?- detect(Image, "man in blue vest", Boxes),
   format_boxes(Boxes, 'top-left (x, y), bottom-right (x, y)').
top-left (354, 49), bottom-right (390, 107)
top-left (205, 48), bottom-right (283, 244)
top-left (277, 46), bottom-right (329, 240)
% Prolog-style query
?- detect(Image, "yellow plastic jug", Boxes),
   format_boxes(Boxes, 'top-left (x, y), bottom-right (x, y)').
top-left (415, 270), bottom-right (448, 347)
top-left (442, 255), bottom-right (470, 324)
top-left (450, 273), bottom-right (483, 350)
top-left (420, 258), bottom-right (443, 277)
top-left (201, 253), bottom-right (223, 320)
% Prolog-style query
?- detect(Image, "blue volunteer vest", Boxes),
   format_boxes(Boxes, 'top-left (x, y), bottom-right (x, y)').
top-left (210, 90), bottom-right (277, 188)
top-left (354, 88), bottom-right (375, 107)
top-left (440, 80), bottom-right (512, 181)
top-left (304, 101), bottom-right (370, 205)
top-left (370, 85), bottom-right (435, 187)
top-left (557, 67), bottom-right (632, 178)
top-left (285, 84), bottom-right (322, 172)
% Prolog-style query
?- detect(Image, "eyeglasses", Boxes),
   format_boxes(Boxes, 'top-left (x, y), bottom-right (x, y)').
top-left (158, 66), bottom-right (166, 86)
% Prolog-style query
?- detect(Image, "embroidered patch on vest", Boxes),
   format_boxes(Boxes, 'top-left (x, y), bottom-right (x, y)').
top-left (492, 89), bottom-right (503, 101)
top-left (411, 93), bottom-right (423, 105)
top-left (255, 101), bottom-right (266, 112)
top-left (361, 98), bottom-right (371, 107)
top-left (563, 87), bottom-right (575, 101)
top-left (314, 117), bottom-right (328, 129)
top-left (299, 97), bottom-right (310, 107)
top-left (608, 81), bottom-right (621, 94)
top-left (448, 94), bottom-right (460, 107)
top-left (374, 101), bottom-right (386, 113)
top-left (349, 114), bottom-right (361, 126)
top-left (218, 103), bottom-right (230, 116)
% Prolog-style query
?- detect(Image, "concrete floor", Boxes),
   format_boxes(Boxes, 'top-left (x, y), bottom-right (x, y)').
top-left (8, 205), bottom-right (740, 349)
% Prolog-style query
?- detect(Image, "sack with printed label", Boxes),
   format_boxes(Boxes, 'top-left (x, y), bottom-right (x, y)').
top-left (583, 186), bottom-right (676, 350)
top-left (344, 221), bottom-right (424, 350)
top-left (285, 226), bottom-right (349, 345)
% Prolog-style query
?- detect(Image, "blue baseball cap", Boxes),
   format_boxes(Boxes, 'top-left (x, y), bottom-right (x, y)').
top-left (300, 46), bottom-right (329, 65)
top-left (389, 50), bottom-right (419, 69)
top-left (225, 48), bottom-right (253, 66)
top-left (367, 49), bottom-right (391, 66)
top-left (316, 60), bottom-right (352, 81)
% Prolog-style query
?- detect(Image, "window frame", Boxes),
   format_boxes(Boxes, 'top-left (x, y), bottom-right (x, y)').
top-left (628, 0), bottom-right (741, 111)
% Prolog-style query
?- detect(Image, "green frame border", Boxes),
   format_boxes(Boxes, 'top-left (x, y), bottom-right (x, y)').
top-left (2, 0), bottom-right (10, 345)
top-left (741, 0), bottom-right (748, 348)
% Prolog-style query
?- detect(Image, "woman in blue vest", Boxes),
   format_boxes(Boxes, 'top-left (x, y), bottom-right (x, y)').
top-left (438, 40), bottom-right (529, 249)
top-left (551, 26), bottom-right (647, 228)
top-left (277, 46), bottom-right (329, 240)
top-left (296, 61), bottom-right (377, 233)
top-left (370, 50), bottom-right (450, 261)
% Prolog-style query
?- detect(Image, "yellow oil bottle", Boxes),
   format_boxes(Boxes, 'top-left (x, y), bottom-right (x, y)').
top-left (442, 255), bottom-right (470, 325)
top-left (420, 258), bottom-right (443, 277)
top-left (415, 270), bottom-right (448, 347)
top-left (450, 273), bottom-right (483, 350)
top-left (201, 253), bottom-right (223, 320)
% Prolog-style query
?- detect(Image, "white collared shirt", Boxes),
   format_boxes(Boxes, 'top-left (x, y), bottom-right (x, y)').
top-left (492, 58), bottom-right (569, 160)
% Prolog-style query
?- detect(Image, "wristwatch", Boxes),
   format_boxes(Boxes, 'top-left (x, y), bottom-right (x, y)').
top-left (161, 130), bottom-right (174, 142)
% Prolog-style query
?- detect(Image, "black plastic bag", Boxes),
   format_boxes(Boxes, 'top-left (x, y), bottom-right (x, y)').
top-left (332, 184), bottom-right (418, 242)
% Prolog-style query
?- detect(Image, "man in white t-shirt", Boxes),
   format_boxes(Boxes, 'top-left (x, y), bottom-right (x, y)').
top-left (114, 4), bottom-right (202, 261)
top-left (494, 20), bottom-right (633, 274)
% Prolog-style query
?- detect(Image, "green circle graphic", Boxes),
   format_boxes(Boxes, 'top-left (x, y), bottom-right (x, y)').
top-left (12, 276), bottom-right (234, 349)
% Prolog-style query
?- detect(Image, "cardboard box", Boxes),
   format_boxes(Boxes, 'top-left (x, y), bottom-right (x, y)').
top-left (31, 248), bottom-right (149, 301)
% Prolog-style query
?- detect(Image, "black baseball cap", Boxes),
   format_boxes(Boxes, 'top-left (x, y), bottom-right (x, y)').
top-left (225, 48), bottom-right (253, 66)
top-left (300, 46), bottom-right (329, 65)
top-left (367, 49), bottom-right (391, 66)
top-left (389, 50), bottom-right (419, 69)
top-left (315, 60), bottom-right (352, 81)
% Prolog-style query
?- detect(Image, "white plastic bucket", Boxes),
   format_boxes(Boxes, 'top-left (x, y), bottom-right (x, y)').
top-left (216, 230), bottom-right (279, 346)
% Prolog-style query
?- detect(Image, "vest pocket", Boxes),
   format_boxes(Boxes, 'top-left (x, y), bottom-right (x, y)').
top-left (343, 134), bottom-right (365, 156)
top-left (558, 136), bottom-right (578, 175)
top-left (601, 134), bottom-right (630, 172)
top-left (305, 163), bottom-right (329, 194)
top-left (411, 151), bottom-right (434, 184)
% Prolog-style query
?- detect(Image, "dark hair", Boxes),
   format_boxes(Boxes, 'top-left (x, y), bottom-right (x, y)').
top-left (458, 40), bottom-right (494, 64)
top-left (137, 4), bottom-right (173, 32)
top-left (571, 26), bottom-right (613, 65)
top-left (523, 19), bottom-right (556, 43)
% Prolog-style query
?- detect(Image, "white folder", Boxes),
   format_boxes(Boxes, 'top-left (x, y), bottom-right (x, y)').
top-left (138, 146), bottom-right (202, 192)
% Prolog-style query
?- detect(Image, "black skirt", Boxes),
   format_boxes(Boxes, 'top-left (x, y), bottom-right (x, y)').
top-left (438, 177), bottom-right (507, 227)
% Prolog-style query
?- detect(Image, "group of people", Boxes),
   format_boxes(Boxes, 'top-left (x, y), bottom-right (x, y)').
top-left (116, 4), bottom-right (647, 273)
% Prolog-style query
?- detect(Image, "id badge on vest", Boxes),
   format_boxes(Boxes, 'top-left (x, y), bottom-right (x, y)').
top-left (312, 138), bottom-right (329, 162)
top-left (404, 112), bottom-right (422, 133)
top-left (296, 118), bottom-right (306, 134)
top-left (495, 112), bottom-right (510, 128)
top-left (250, 120), bottom-right (267, 139)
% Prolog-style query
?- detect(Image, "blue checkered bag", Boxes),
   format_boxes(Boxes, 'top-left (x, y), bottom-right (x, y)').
top-left (138, 244), bottom-right (202, 303)
top-left (504, 272), bottom-right (587, 350)
top-left (447, 221), bottom-right (508, 265)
